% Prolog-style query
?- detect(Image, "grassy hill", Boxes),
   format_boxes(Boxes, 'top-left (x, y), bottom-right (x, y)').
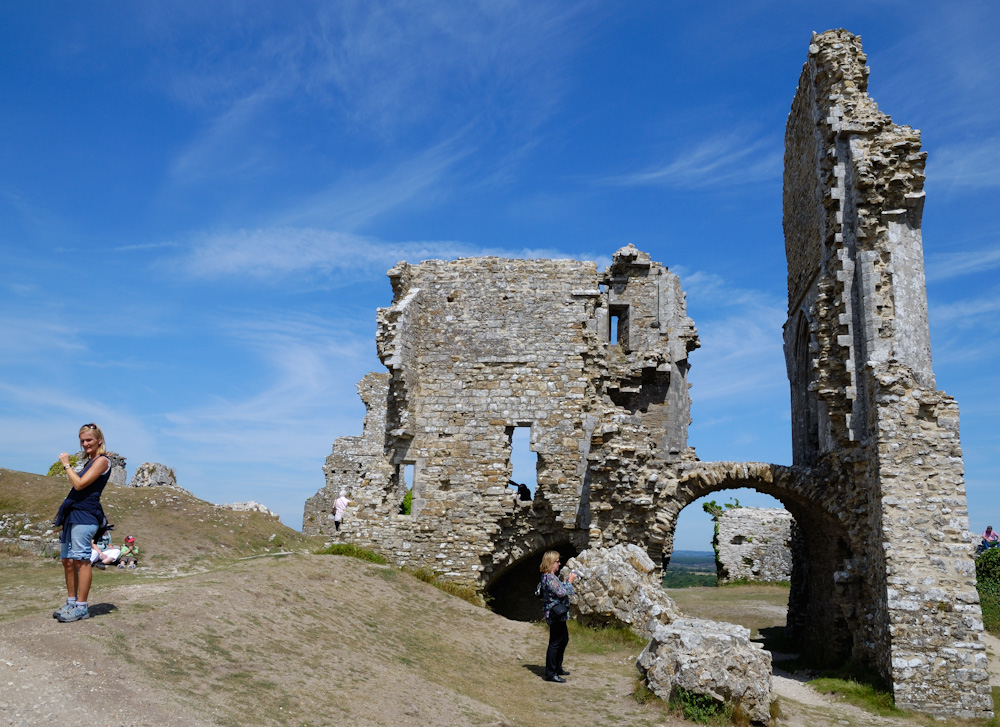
top-left (0, 467), bottom-right (667, 727)
top-left (0, 466), bottom-right (320, 566)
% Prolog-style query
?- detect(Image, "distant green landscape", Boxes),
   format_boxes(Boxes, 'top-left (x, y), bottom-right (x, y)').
top-left (663, 550), bottom-right (717, 588)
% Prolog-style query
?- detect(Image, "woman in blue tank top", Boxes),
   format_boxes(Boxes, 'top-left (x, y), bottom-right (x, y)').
top-left (53, 423), bottom-right (111, 623)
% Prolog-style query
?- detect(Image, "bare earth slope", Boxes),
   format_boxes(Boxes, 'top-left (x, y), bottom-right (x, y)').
top-left (1, 555), bottom-right (665, 727)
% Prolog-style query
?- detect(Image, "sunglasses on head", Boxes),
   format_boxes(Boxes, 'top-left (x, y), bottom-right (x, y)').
top-left (82, 423), bottom-right (98, 430)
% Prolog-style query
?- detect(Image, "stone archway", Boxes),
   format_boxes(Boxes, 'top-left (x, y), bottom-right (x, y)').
top-left (585, 457), bottom-right (873, 668)
top-left (654, 462), bottom-right (857, 666)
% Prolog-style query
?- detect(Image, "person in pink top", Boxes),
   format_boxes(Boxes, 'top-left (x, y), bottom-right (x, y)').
top-left (983, 526), bottom-right (999, 550)
top-left (332, 494), bottom-right (351, 532)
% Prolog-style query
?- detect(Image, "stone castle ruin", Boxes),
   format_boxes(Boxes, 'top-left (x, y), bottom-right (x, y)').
top-left (304, 30), bottom-right (991, 719)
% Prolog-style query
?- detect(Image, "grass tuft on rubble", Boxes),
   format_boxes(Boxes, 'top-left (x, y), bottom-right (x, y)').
top-left (404, 567), bottom-right (486, 607)
top-left (314, 542), bottom-right (389, 564)
top-left (807, 671), bottom-right (906, 717)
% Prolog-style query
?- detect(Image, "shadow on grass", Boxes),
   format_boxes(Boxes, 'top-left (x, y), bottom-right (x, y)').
top-left (87, 602), bottom-right (119, 618)
top-left (522, 663), bottom-right (546, 679)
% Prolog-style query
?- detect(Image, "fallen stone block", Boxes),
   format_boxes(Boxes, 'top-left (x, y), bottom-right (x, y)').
top-left (566, 543), bottom-right (680, 639)
top-left (637, 617), bottom-right (773, 725)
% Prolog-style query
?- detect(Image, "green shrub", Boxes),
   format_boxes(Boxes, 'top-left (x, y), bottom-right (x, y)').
top-left (978, 548), bottom-right (1000, 583)
top-left (988, 687), bottom-right (1000, 727)
top-left (722, 578), bottom-right (790, 588)
top-left (702, 498), bottom-right (740, 579)
top-left (661, 571), bottom-right (717, 588)
top-left (46, 455), bottom-right (79, 477)
top-left (808, 673), bottom-right (903, 716)
top-left (632, 675), bottom-right (663, 706)
top-left (809, 677), bottom-right (905, 717)
top-left (400, 489), bottom-right (412, 515)
top-left (978, 578), bottom-right (1000, 634)
top-left (669, 686), bottom-right (727, 724)
top-left (976, 549), bottom-right (1000, 635)
top-left (568, 620), bottom-right (646, 653)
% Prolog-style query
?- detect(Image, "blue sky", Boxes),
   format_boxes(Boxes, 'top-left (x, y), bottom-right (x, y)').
top-left (1, 2), bottom-right (997, 552)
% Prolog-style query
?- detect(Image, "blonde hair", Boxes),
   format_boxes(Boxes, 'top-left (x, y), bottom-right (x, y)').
top-left (79, 423), bottom-right (107, 457)
top-left (539, 550), bottom-right (561, 574)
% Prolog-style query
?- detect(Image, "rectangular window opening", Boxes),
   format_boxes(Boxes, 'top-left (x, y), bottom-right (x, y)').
top-left (399, 463), bottom-right (415, 515)
top-left (507, 425), bottom-right (538, 500)
top-left (609, 304), bottom-right (629, 349)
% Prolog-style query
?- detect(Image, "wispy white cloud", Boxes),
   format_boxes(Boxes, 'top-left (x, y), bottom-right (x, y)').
top-left (677, 270), bottom-right (787, 401)
top-left (168, 90), bottom-right (280, 183)
top-left (277, 137), bottom-right (474, 230)
top-left (926, 244), bottom-right (1000, 281)
top-left (110, 241), bottom-right (183, 253)
top-left (930, 290), bottom-right (1000, 329)
top-left (170, 312), bottom-right (373, 426)
top-left (0, 384), bottom-right (159, 472)
top-left (871, 5), bottom-right (1000, 133)
top-left (157, 1), bottom-right (592, 189)
top-left (928, 137), bottom-right (1000, 190)
top-left (600, 133), bottom-right (781, 190)
top-left (172, 226), bottom-right (585, 282)
top-left (0, 316), bottom-right (88, 363)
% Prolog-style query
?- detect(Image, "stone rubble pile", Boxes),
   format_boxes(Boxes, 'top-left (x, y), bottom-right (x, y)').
top-left (0, 513), bottom-right (59, 556)
top-left (637, 618), bottom-right (773, 725)
top-left (565, 544), bottom-right (680, 639)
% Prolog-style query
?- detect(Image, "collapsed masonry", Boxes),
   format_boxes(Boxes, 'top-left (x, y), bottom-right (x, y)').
top-left (716, 507), bottom-right (794, 584)
top-left (304, 30), bottom-right (990, 719)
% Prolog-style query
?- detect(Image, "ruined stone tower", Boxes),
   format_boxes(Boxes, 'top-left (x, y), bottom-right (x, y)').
top-left (304, 30), bottom-right (991, 720)
top-left (779, 29), bottom-right (990, 718)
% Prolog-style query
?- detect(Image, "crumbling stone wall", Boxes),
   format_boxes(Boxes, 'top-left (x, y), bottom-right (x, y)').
top-left (305, 246), bottom-right (700, 586)
top-left (302, 29), bottom-right (990, 721)
top-left (717, 507), bottom-right (793, 583)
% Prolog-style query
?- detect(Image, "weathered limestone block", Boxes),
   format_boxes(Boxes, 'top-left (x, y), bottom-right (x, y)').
top-left (128, 462), bottom-right (177, 488)
top-left (717, 507), bottom-right (793, 583)
top-left (566, 544), bottom-right (680, 638)
top-left (217, 501), bottom-right (279, 517)
top-left (637, 618), bottom-right (773, 724)
top-left (0, 511), bottom-right (60, 557)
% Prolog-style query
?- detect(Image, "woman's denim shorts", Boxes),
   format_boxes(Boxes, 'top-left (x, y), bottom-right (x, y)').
top-left (60, 522), bottom-right (98, 561)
